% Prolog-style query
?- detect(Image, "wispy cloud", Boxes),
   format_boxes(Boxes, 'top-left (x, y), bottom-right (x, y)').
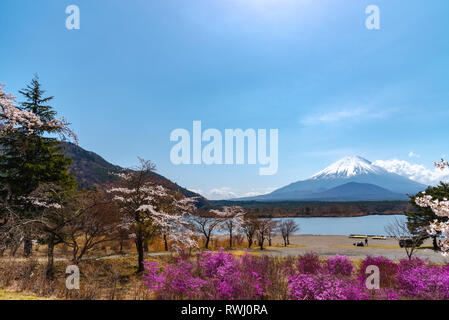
top-left (300, 107), bottom-right (393, 126)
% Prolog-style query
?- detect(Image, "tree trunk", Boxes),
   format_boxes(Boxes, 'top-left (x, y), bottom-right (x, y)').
top-left (23, 236), bottom-right (32, 257)
top-left (73, 244), bottom-right (90, 265)
top-left (204, 236), bottom-right (210, 249)
top-left (268, 238), bottom-right (272, 246)
top-left (248, 238), bottom-right (252, 249)
top-left (432, 236), bottom-right (439, 251)
top-left (135, 237), bottom-right (144, 273)
top-left (143, 239), bottom-right (149, 253)
top-left (406, 247), bottom-right (413, 260)
top-left (10, 243), bottom-right (19, 257)
top-left (229, 230), bottom-right (233, 248)
top-left (46, 236), bottom-right (55, 279)
top-left (163, 234), bottom-right (169, 251)
top-left (259, 239), bottom-right (264, 250)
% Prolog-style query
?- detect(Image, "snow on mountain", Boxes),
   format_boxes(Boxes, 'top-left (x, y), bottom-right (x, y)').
top-left (310, 156), bottom-right (386, 179)
top-left (235, 155), bottom-right (428, 202)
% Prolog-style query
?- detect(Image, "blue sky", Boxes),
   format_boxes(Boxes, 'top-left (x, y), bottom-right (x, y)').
top-left (1, 0), bottom-right (449, 199)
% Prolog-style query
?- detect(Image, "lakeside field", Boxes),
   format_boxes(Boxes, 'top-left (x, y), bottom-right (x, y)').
top-left (266, 235), bottom-right (447, 263)
top-left (2, 234), bottom-right (445, 263)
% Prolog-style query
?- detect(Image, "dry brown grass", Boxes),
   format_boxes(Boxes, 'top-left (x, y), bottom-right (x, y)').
top-left (0, 254), bottom-right (174, 300)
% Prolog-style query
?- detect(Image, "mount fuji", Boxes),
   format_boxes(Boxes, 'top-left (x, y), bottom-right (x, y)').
top-left (238, 156), bottom-right (427, 202)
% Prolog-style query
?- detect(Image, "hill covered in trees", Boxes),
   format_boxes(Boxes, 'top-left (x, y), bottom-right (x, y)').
top-left (61, 142), bottom-right (209, 206)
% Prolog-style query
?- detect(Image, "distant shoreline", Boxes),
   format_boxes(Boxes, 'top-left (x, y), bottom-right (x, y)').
top-left (204, 200), bottom-right (412, 218)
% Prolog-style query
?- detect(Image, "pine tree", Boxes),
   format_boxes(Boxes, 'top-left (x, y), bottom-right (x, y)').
top-left (405, 182), bottom-right (449, 250)
top-left (0, 75), bottom-right (77, 256)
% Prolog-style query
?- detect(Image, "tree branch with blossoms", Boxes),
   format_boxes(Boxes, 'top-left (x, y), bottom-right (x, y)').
top-left (0, 82), bottom-right (78, 143)
top-left (414, 159), bottom-right (449, 256)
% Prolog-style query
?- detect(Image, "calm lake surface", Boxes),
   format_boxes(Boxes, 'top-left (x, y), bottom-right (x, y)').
top-left (274, 215), bottom-right (407, 236)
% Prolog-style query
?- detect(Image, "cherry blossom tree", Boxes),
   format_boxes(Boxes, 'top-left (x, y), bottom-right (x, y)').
top-left (266, 219), bottom-right (278, 247)
top-left (0, 184), bottom-right (34, 256)
top-left (255, 218), bottom-right (273, 250)
top-left (25, 184), bottom-right (75, 277)
top-left (212, 206), bottom-right (245, 248)
top-left (0, 183), bottom-right (70, 276)
top-left (107, 158), bottom-right (197, 272)
top-left (414, 159), bottom-right (449, 256)
top-left (2, 184), bottom-right (119, 277)
top-left (241, 214), bottom-right (259, 248)
top-left (191, 210), bottom-right (225, 249)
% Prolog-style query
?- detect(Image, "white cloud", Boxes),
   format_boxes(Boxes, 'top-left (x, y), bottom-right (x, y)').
top-left (196, 187), bottom-right (276, 200)
top-left (373, 159), bottom-right (449, 186)
top-left (300, 107), bottom-right (391, 126)
top-left (207, 188), bottom-right (239, 200)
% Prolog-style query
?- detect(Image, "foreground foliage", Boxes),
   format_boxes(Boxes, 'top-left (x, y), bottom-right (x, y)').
top-left (143, 251), bottom-right (449, 300)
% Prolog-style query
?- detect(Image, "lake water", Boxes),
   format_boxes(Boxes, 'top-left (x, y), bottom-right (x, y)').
top-left (274, 215), bottom-right (407, 236)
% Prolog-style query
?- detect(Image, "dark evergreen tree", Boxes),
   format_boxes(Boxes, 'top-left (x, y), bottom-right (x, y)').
top-left (406, 182), bottom-right (449, 250)
top-left (0, 75), bottom-right (77, 257)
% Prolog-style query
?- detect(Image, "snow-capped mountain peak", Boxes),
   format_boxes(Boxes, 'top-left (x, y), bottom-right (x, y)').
top-left (311, 156), bottom-right (386, 179)
top-left (235, 155), bottom-right (427, 201)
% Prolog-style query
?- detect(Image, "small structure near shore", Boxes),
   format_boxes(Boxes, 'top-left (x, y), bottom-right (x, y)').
top-left (349, 234), bottom-right (367, 239)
